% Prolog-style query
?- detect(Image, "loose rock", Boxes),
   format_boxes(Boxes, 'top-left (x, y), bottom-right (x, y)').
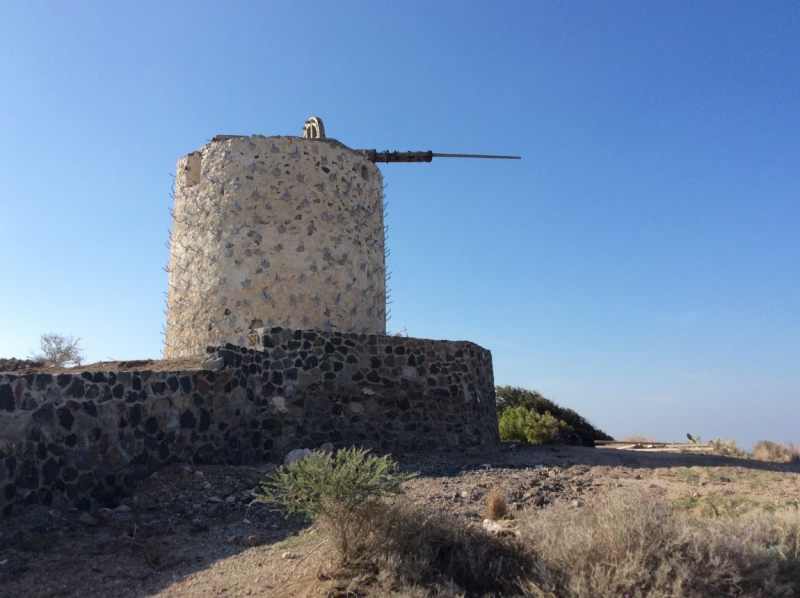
top-left (200, 356), bottom-right (225, 370)
top-left (78, 513), bottom-right (99, 527)
top-left (284, 448), bottom-right (312, 466)
top-left (96, 508), bottom-right (115, 521)
top-left (482, 519), bottom-right (508, 534)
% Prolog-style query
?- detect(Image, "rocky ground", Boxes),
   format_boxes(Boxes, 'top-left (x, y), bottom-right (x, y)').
top-left (1, 443), bottom-right (798, 598)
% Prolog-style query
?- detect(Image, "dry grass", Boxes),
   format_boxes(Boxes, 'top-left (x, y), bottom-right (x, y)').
top-left (315, 489), bottom-right (800, 597)
top-left (322, 500), bottom-right (533, 597)
top-left (790, 442), bottom-right (800, 463)
top-left (484, 489), bottom-right (508, 521)
top-left (753, 440), bottom-right (800, 464)
top-left (519, 489), bottom-right (800, 598)
top-left (274, 447), bottom-right (800, 596)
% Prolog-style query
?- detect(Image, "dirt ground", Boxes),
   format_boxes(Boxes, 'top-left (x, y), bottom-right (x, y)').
top-left (1, 443), bottom-right (798, 598)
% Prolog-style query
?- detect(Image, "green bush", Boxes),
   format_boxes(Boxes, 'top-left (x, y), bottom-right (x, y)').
top-left (496, 385), bottom-right (613, 446)
top-left (253, 447), bottom-right (415, 561)
top-left (499, 406), bottom-right (572, 444)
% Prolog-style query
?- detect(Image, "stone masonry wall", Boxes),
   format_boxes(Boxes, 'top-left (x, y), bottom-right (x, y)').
top-left (0, 330), bottom-right (497, 517)
top-left (165, 136), bottom-right (387, 358)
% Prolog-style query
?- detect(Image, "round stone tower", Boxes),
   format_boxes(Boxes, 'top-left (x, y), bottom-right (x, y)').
top-left (164, 122), bottom-right (386, 357)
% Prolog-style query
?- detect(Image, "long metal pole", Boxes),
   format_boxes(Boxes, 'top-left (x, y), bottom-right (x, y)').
top-left (432, 153), bottom-right (521, 160)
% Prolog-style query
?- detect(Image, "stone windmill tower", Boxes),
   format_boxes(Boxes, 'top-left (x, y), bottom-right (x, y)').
top-left (164, 118), bottom-right (387, 358)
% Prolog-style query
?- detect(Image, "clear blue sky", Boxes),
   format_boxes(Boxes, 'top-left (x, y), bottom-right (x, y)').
top-left (1, 2), bottom-right (797, 448)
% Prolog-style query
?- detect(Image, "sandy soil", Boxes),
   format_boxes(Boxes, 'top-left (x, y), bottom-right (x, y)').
top-left (1, 443), bottom-right (798, 598)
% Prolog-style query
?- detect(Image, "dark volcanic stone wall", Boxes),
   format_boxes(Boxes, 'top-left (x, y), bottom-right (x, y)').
top-left (0, 329), bottom-right (497, 516)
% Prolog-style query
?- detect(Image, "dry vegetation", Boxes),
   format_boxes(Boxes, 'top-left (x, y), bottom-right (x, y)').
top-left (484, 489), bottom-right (508, 522)
top-left (27, 333), bottom-right (84, 367)
top-left (322, 500), bottom-right (533, 597)
top-left (753, 441), bottom-right (800, 464)
top-left (2, 443), bottom-right (799, 598)
top-left (228, 448), bottom-right (800, 597)
top-left (520, 490), bottom-right (800, 598)
top-left (279, 486), bottom-right (800, 598)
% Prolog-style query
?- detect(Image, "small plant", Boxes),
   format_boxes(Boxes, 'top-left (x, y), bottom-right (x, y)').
top-left (499, 406), bottom-right (572, 444)
top-left (686, 433), bottom-right (701, 444)
top-left (485, 488), bottom-right (508, 521)
top-left (253, 447), bottom-right (415, 561)
top-left (29, 333), bottom-right (84, 367)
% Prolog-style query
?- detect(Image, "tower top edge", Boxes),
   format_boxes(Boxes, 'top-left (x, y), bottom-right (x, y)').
top-left (204, 134), bottom-right (354, 152)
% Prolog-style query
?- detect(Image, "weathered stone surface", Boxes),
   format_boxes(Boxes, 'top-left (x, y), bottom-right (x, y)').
top-left (0, 384), bottom-right (14, 412)
top-left (164, 137), bottom-right (387, 358)
top-left (201, 356), bottom-right (225, 370)
top-left (0, 329), bottom-right (497, 517)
